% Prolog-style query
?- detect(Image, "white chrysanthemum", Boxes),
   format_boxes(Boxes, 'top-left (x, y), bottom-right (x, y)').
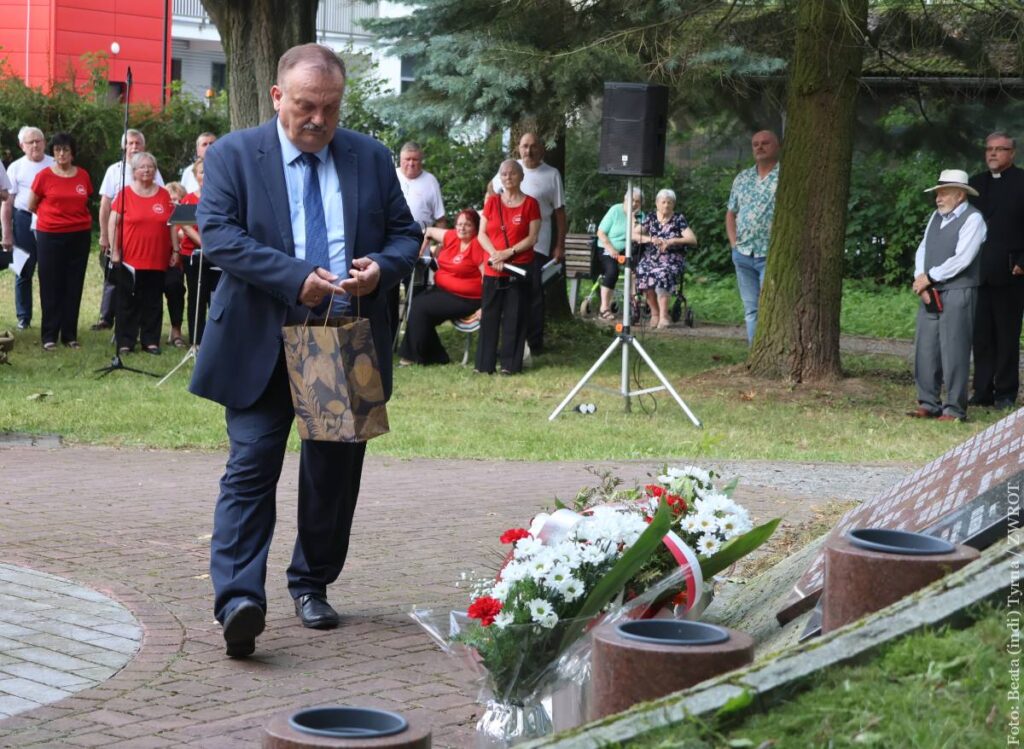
top-left (493, 611), bottom-right (514, 630)
top-left (490, 579), bottom-right (511, 602)
top-left (528, 598), bottom-right (558, 628)
top-left (544, 563), bottom-right (574, 587)
top-left (579, 542), bottom-right (610, 565)
top-left (680, 514), bottom-right (702, 534)
top-left (698, 534), bottom-right (722, 555)
top-left (694, 510), bottom-right (718, 534)
top-left (500, 561), bottom-right (529, 583)
top-left (512, 536), bottom-right (545, 559)
top-left (558, 576), bottom-right (584, 602)
top-left (526, 555), bottom-right (554, 580)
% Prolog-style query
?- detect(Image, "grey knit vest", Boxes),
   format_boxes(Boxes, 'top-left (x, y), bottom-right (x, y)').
top-left (923, 205), bottom-right (981, 290)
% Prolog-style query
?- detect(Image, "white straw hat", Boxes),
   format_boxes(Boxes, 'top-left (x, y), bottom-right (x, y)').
top-left (923, 169), bottom-right (978, 197)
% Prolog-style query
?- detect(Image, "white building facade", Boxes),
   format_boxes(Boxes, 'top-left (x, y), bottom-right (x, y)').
top-left (170, 0), bottom-right (408, 101)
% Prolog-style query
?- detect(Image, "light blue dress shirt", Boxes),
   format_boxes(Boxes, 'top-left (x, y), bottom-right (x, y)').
top-left (277, 120), bottom-right (349, 313)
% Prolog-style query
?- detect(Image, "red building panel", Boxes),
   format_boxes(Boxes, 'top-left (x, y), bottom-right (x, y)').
top-left (0, 0), bottom-right (171, 107)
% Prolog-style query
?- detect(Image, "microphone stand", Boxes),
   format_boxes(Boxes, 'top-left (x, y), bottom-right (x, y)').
top-left (95, 65), bottom-right (157, 378)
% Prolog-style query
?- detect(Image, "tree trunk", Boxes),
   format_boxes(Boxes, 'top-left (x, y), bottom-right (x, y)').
top-left (201, 0), bottom-right (319, 130)
top-left (747, 0), bottom-right (868, 382)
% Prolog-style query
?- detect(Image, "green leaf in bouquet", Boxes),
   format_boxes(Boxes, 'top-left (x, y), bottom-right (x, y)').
top-left (699, 518), bottom-right (780, 580)
top-left (558, 498), bottom-right (674, 651)
top-left (720, 477), bottom-right (739, 497)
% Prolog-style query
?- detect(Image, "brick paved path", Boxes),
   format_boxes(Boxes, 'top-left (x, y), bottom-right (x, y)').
top-left (0, 445), bottom-right (910, 747)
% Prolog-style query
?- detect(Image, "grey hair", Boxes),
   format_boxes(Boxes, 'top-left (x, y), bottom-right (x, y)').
top-left (625, 187), bottom-right (643, 202)
top-left (18, 126), bottom-right (44, 144)
top-left (122, 129), bottom-right (145, 149)
top-left (196, 132), bottom-right (217, 145)
top-left (129, 151), bottom-right (157, 172)
top-left (400, 141), bottom-right (422, 155)
top-left (986, 131), bottom-right (1016, 148)
top-left (499, 159), bottom-right (524, 178)
top-left (655, 188), bottom-right (676, 203)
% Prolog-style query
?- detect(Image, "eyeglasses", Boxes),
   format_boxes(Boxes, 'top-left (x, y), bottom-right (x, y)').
top-left (986, 146), bottom-right (1013, 153)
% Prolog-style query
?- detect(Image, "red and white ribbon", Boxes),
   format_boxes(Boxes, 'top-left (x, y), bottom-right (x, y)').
top-left (661, 530), bottom-right (704, 613)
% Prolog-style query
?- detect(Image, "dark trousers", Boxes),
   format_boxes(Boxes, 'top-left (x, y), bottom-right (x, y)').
top-left (98, 253), bottom-right (117, 325)
top-left (398, 287), bottom-right (479, 365)
top-left (476, 272), bottom-right (529, 373)
top-left (164, 263), bottom-right (185, 329)
top-left (971, 282), bottom-right (1024, 404)
top-left (36, 230), bottom-right (90, 345)
top-left (115, 267), bottom-right (165, 349)
top-left (527, 253), bottom-right (548, 351)
top-left (600, 253), bottom-right (621, 289)
top-left (183, 253), bottom-right (221, 346)
top-left (210, 352), bottom-right (367, 622)
top-left (13, 209), bottom-right (37, 325)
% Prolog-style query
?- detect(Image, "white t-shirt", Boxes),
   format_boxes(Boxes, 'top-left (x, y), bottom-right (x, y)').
top-left (7, 154), bottom-right (55, 211)
top-left (99, 160), bottom-right (164, 199)
top-left (491, 160), bottom-right (564, 256)
top-left (396, 168), bottom-right (445, 228)
top-left (181, 164), bottom-right (199, 194)
top-left (0, 162), bottom-right (11, 194)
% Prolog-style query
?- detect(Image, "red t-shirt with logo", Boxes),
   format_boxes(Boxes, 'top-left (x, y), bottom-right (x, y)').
top-left (177, 192), bottom-right (201, 256)
top-left (435, 229), bottom-right (487, 300)
top-left (482, 193), bottom-right (539, 277)
top-left (31, 168), bottom-right (93, 233)
top-left (113, 186), bottom-right (173, 271)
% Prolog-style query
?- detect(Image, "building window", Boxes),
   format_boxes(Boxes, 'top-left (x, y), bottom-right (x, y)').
top-left (107, 81), bottom-right (126, 104)
top-left (171, 59), bottom-right (182, 82)
top-left (400, 55), bottom-right (419, 94)
top-left (211, 62), bottom-right (226, 92)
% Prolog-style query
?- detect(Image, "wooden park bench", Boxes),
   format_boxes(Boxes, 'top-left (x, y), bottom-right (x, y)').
top-left (563, 232), bottom-right (599, 315)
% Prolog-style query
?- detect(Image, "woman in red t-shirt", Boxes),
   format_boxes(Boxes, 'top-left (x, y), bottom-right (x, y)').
top-left (109, 152), bottom-right (177, 355)
top-left (398, 209), bottom-right (487, 365)
top-left (27, 132), bottom-right (93, 351)
top-left (177, 157), bottom-right (220, 346)
top-left (475, 159), bottom-right (540, 374)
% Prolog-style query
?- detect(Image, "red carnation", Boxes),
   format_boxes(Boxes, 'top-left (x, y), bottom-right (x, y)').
top-left (468, 596), bottom-right (503, 627)
top-left (666, 493), bottom-right (687, 512)
top-left (500, 528), bottom-right (531, 544)
top-left (645, 484), bottom-right (665, 498)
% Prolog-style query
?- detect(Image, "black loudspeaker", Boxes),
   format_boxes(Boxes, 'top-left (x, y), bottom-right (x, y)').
top-left (599, 82), bottom-right (669, 177)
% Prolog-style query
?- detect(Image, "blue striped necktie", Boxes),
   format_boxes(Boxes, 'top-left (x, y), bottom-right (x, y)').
top-left (301, 152), bottom-right (331, 271)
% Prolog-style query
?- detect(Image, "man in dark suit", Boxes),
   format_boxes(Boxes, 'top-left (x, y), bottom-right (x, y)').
top-left (969, 132), bottom-right (1024, 411)
top-left (191, 44), bottom-right (420, 657)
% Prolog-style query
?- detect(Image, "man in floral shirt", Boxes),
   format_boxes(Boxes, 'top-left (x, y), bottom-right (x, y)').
top-left (725, 130), bottom-right (780, 343)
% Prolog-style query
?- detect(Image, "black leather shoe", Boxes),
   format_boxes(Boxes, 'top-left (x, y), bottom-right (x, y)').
top-left (294, 593), bottom-right (340, 629)
top-left (222, 601), bottom-right (265, 658)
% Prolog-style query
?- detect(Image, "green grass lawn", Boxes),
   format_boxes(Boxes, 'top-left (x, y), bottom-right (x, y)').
top-left (623, 603), bottom-right (1006, 748)
top-left (0, 259), bottom-right (1004, 461)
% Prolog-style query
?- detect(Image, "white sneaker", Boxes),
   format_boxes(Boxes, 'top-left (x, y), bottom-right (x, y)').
top-left (523, 342), bottom-right (532, 368)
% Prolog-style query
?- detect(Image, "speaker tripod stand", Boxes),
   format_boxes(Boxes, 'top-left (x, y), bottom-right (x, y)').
top-left (548, 178), bottom-right (701, 426)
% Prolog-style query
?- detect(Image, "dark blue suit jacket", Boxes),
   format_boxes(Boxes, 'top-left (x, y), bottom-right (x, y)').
top-left (189, 119), bottom-right (420, 409)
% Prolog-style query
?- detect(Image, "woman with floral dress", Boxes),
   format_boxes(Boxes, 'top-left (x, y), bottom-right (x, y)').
top-left (632, 188), bottom-right (697, 329)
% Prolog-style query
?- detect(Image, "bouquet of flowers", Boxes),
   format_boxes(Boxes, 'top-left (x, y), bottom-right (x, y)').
top-left (412, 465), bottom-right (777, 746)
top-left (566, 465), bottom-right (779, 616)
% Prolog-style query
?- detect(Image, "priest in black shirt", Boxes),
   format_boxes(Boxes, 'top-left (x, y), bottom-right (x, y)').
top-left (968, 132), bottom-right (1024, 410)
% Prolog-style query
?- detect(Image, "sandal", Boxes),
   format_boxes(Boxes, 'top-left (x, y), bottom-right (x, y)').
top-left (64, 341), bottom-right (81, 349)
top-left (599, 309), bottom-right (616, 321)
top-left (42, 341), bottom-right (57, 352)
top-left (171, 336), bottom-right (187, 348)
top-left (118, 346), bottom-right (132, 355)
top-left (144, 345), bottom-right (162, 356)
top-left (649, 315), bottom-right (660, 328)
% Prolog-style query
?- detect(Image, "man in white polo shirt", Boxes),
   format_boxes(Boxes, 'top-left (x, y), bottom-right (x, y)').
top-left (2, 127), bottom-right (54, 328)
top-left (390, 141), bottom-right (446, 340)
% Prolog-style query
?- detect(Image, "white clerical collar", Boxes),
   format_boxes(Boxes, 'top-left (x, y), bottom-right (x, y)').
top-left (991, 171), bottom-right (1002, 179)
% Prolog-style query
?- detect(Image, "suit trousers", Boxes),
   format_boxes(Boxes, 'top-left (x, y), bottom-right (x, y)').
top-left (210, 351), bottom-right (367, 623)
top-left (476, 273), bottom-right (529, 374)
top-left (36, 230), bottom-right (90, 345)
top-left (971, 283), bottom-right (1024, 405)
top-left (914, 287), bottom-right (977, 419)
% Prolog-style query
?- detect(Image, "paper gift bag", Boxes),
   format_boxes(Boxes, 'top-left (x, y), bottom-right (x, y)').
top-left (281, 316), bottom-right (390, 442)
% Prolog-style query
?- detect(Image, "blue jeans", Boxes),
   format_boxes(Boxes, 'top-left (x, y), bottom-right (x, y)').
top-left (13, 209), bottom-right (37, 325)
top-left (732, 249), bottom-right (766, 344)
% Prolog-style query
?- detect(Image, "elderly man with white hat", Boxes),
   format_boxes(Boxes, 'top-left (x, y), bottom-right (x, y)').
top-left (908, 169), bottom-right (988, 422)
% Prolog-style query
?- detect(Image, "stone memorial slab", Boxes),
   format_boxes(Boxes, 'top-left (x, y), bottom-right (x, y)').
top-left (778, 409), bottom-right (1023, 624)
